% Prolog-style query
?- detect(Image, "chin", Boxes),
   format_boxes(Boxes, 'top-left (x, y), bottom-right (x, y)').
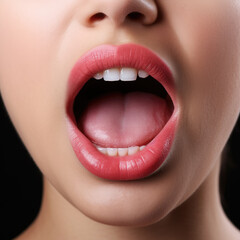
top-left (78, 196), bottom-right (171, 227)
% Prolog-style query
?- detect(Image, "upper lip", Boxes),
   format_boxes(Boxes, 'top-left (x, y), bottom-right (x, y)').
top-left (66, 43), bottom-right (179, 180)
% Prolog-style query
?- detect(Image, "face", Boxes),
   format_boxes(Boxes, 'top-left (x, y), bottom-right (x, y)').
top-left (1, 0), bottom-right (240, 226)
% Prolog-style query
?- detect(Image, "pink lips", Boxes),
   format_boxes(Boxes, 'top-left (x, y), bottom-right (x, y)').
top-left (66, 44), bottom-right (179, 180)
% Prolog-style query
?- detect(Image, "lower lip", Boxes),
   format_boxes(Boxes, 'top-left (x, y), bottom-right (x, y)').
top-left (66, 44), bottom-right (179, 181)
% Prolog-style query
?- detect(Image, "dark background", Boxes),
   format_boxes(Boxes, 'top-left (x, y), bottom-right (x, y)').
top-left (1, 95), bottom-right (240, 240)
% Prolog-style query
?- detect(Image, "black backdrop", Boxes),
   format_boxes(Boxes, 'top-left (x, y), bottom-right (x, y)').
top-left (1, 96), bottom-right (240, 240)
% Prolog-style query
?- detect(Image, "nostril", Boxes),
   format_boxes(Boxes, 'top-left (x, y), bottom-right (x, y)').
top-left (127, 12), bottom-right (144, 22)
top-left (89, 12), bottom-right (106, 23)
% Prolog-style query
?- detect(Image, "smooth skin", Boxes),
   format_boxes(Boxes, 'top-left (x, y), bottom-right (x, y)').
top-left (0, 0), bottom-right (240, 239)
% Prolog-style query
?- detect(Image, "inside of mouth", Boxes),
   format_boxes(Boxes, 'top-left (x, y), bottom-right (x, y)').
top-left (73, 75), bottom-right (174, 152)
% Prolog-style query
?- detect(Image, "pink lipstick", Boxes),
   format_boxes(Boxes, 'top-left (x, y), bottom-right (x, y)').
top-left (66, 44), bottom-right (179, 180)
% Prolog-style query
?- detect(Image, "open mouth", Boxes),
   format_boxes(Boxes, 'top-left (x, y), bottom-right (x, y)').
top-left (66, 44), bottom-right (179, 180)
top-left (74, 69), bottom-right (174, 154)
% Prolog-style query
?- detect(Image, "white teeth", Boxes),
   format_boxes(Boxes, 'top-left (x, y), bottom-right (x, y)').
top-left (96, 147), bottom-right (107, 155)
top-left (93, 68), bottom-right (149, 81)
top-left (138, 70), bottom-right (149, 78)
top-left (95, 145), bottom-right (146, 156)
top-left (128, 146), bottom-right (140, 155)
top-left (120, 68), bottom-right (137, 81)
top-left (118, 148), bottom-right (128, 157)
top-left (107, 148), bottom-right (118, 157)
top-left (140, 145), bottom-right (146, 151)
top-left (103, 68), bottom-right (120, 81)
top-left (93, 72), bottom-right (103, 80)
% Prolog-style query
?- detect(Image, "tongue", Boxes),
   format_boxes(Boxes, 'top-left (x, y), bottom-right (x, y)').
top-left (78, 92), bottom-right (171, 148)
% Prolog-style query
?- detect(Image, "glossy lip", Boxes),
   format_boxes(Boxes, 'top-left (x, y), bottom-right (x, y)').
top-left (66, 43), bottom-right (179, 180)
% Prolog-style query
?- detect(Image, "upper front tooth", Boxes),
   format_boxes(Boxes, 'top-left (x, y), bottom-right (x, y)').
top-left (96, 68), bottom-right (148, 81)
top-left (103, 68), bottom-right (120, 81)
top-left (120, 68), bottom-right (137, 81)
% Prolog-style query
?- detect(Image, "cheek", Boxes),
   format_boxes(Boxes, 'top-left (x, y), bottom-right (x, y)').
top-left (0, 3), bottom-right (71, 183)
top-left (0, 3), bottom-right (63, 98)
top-left (171, 0), bottom-right (240, 149)
top-left (0, 3), bottom-right (68, 142)
top-left (157, 0), bottom-right (240, 202)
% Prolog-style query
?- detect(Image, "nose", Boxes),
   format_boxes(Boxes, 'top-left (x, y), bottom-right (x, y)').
top-left (83, 0), bottom-right (158, 26)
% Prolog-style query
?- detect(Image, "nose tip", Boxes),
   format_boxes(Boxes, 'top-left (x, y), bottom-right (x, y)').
top-left (84, 0), bottom-right (158, 27)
